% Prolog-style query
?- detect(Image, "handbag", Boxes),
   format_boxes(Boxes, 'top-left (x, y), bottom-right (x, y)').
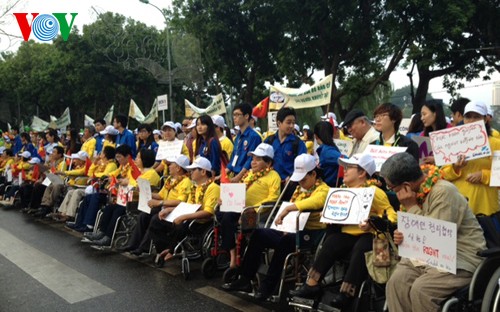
top-left (477, 211), bottom-right (500, 248)
top-left (364, 231), bottom-right (399, 284)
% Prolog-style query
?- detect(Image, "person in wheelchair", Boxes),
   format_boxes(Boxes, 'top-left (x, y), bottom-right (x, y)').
top-left (219, 143), bottom-right (281, 269)
top-left (83, 148), bottom-right (160, 246)
top-left (119, 155), bottom-right (193, 256)
top-left (222, 153), bottom-right (329, 301)
top-left (289, 153), bottom-right (396, 308)
top-left (380, 153), bottom-right (487, 312)
top-left (148, 156), bottom-right (220, 266)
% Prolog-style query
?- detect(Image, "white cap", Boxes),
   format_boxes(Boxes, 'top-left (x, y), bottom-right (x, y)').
top-left (302, 124), bottom-right (310, 130)
top-left (294, 124), bottom-right (300, 132)
top-left (251, 115), bottom-right (258, 122)
top-left (464, 101), bottom-right (488, 116)
top-left (162, 121), bottom-right (176, 130)
top-left (71, 151), bottom-right (89, 161)
top-left (100, 125), bottom-right (119, 136)
top-left (321, 112), bottom-right (337, 121)
top-left (255, 127), bottom-right (261, 133)
top-left (166, 154), bottom-right (190, 170)
top-left (174, 122), bottom-right (182, 131)
top-left (187, 119), bottom-right (197, 129)
top-left (230, 129), bottom-right (236, 136)
top-left (186, 156), bottom-right (212, 171)
top-left (290, 154), bottom-right (317, 182)
top-left (248, 143), bottom-right (274, 159)
top-left (153, 129), bottom-right (161, 135)
top-left (338, 153), bottom-right (376, 177)
top-left (28, 158), bottom-right (41, 164)
top-left (19, 151), bottom-right (31, 158)
top-left (212, 115), bottom-right (227, 128)
top-left (487, 104), bottom-right (493, 117)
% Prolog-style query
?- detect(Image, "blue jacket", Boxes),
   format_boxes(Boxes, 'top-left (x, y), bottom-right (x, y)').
top-left (317, 144), bottom-right (341, 187)
top-left (95, 134), bottom-right (105, 155)
top-left (265, 133), bottom-right (307, 180)
top-left (117, 129), bottom-right (137, 158)
top-left (198, 137), bottom-right (222, 174)
top-left (12, 135), bottom-right (22, 154)
top-left (227, 126), bottom-right (262, 174)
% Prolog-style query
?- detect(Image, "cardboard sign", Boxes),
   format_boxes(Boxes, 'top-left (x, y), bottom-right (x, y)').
top-left (429, 120), bottom-right (491, 166)
top-left (137, 178), bottom-right (152, 214)
top-left (220, 183), bottom-right (246, 213)
top-left (398, 212), bottom-right (457, 274)
top-left (398, 118), bottom-right (411, 136)
top-left (364, 145), bottom-right (407, 172)
top-left (490, 151), bottom-right (500, 186)
top-left (165, 202), bottom-right (201, 223)
top-left (155, 139), bottom-right (184, 161)
top-left (267, 111), bottom-right (278, 133)
top-left (271, 202), bottom-right (310, 233)
top-left (412, 136), bottom-right (433, 165)
top-left (320, 187), bottom-right (375, 224)
top-left (334, 139), bottom-right (353, 156)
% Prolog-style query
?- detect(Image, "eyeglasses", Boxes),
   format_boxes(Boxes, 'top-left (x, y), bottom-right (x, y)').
top-left (374, 113), bottom-right (390, 120)
top-left (182, 123), bottom-right (190, 127)
top-left (386, 181), bottom-right (407, 192)
top-left (342, 164), bottom-right (359, 171)
top-left (233, 112), bottom-right (243, 118)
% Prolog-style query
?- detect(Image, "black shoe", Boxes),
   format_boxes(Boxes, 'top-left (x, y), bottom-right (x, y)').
top-left (221, 276), bottom-right (252, 293)
top-left (289, 284), bottom-right (321, 299)
top-left (330, 292), bottom-right (351, 309)
top-left (21, 207), bottom-right (30, 214)
top-left (116, 245), bottom-right (134, 253)
top-left (254, 290), bottom-right (272, 301)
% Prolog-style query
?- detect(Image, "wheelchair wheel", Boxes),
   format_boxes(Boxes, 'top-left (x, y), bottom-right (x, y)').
top-left (201, 257), bottom-right (217, 279)
top-left (113, 235), bottom-right (129, 249)
top-left (223, 267), bottom-right (239, 284)
top-left (182, 258), bottom-right (190, 280)
top-left (481, 266), bottom-right (500, 312)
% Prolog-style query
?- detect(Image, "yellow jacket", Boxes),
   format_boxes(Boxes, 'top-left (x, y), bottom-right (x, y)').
top-left (158, 175), bottom-right (192, 202)
top-left (245, 169), bottom-right (281, 208)
top-left (188, 181), bottom-right (220, 216)
top-left (294, 181), bottom-right (330, 230)
top-left (81, 137), bottom-right (97, 158)
top-left (219, 136), bottom-right (234, 160)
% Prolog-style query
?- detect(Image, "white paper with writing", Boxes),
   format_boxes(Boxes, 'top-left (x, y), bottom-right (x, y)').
top-left (165, 202), bottom-right (201, 223)
top-left (155, 139), bottom-right (184, 161)
top-left (398, 212), bottom-right (457, 274)
top-left (334, 139), bottom-right (353, 156)
top-left (364, 145), bottom-right (407, 172)
top-left (320, 187), bottom-right (374, 224)
top-left (271, 202), bottom-right (310, 233)
top-left (267, 112), bottom-right (278, 133)
top-left (137, 178), bottom-right (152, 214)
top-left (220, 183), bottom-right (246, 213)
top-left (412, 136), bottom-right (433, 165)
top-left (429, 120), bottom-right (491, 166)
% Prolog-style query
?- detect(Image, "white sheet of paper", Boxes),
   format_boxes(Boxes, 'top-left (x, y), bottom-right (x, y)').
top-left (137, 178), bottom-right (152, 214)
top-left (220, 183), bottom-right (246, 213)
top-left (268, 111), bottom-right (278, 133)
top-left (412, 136), bottom-right (433, 165)
top-left (334, 139), bottom-right (353, 156)
top-left (490, 151), bottom-right (500, 186)
top-left (165, 202), bottom-right (201, 223)
top-left (429, 120), bottom-right (491, 166)
top-left (398, 212), bottom-right (457, 274)
top-left (42, 177), bottom-right (52, 187)
top-left (155, 140), bottom-right (184, 161)
top-left (116, 185), bottom-right (132, 206)
top-left (364, 145), bottom-right (407, 172)
top-left (45, 173), bottom-right (64, 185)
top-left (271, 202), bottom-right (310, 233)
top-left (320, 187), bottom-right (375, 224)
top-left (6, 169), bottom-right (12, 182)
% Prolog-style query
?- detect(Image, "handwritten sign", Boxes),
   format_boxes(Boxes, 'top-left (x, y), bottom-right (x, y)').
top-left (334, 139), bottom-right (353, 156)
top-left (220, 183), bottom-right (246, 213)
top-left (364, 145), bottom-right (407, 172)
top-left (412, 136), bottom-right (433, 165)
top-left (490, 151), bottom-right (500, 186)
top-left (429, 120), bottom-right (491, 166)
top-left (155, 139), bottom-right (184, 161)
top-left (116, 185), bottom-right (133, 207)
top-left (268, 111), bottom-right (278, 133)
top-left (271, 202), bottom-right (310, 233)
top-left (398, 118), bottom-right (411, 136)
top-left (165, 202), bottom-right (201, 223)
top-left (137, 178), bottom-right (152, 214)
top-left (398, 212), bottom-right (457, 274)
top-left (320, 187), bottom-right (375, 224)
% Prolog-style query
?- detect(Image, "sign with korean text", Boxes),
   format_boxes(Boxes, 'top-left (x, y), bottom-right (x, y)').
top-left (320, 187), bottom-right (375, 224)
top-left (165, 202), bottom-right (201, 223)
top-left (220, 183), bottom-right (246, 213)
top-left (364, 145), bottom-right (407, 172)
top-left (155, 139), bottom-right (184, 161)
top-left (271, 202), bottom-right (310, 233)
top-left (429, 120), bottom-right (491, 166)
top-left (334, 139), bottom-right (353, 156)
top-left (398, 212), bottom-right (457, 274)
top-left (412, 136), bottom-right (433, 165)
top-left (137, 178), bottom-right (152, 214)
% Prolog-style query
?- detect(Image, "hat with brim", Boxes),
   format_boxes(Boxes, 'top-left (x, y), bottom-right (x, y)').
top-left (464, 101), bottom-right (488, 116)
top-left (186, 156), bottom-right (212, 171)
top-left (187, 119), bottom-right (197, 130)
top-left (290, 154), bottom-right (317, 182)
top-left (100, 125), bottom-right (119, 136)
top-left (19, 151), bottom-right (31, 158)
top-left (28, 158), bottom-right (41, 164)
top-left (338, 153), bottom-right (376, 177)
top-left (162, 121), bottom-right (176, 130)
top-left (71, 151), bottom-right (89, 161)
top-left (248, 143), bottom-right (274, 159)
top-left (165, 155), bottom-right (190, 170)
top-left (343, 109), bottom-right (365, 128)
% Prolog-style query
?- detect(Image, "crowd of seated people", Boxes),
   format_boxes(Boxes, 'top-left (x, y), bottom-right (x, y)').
top-left (0, 98), bottom-right (497, 311)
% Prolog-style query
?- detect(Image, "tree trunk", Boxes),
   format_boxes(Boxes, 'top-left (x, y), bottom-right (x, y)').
top-left (413, 64), bottom-right (431, 114)
top-left (244, 70), bottom-right (256, 104)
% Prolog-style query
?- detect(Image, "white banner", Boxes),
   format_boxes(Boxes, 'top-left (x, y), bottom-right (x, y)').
top-left (490, 151), bottom-right (500, 186)
top-left (364, 145), bottom-right (408, 172)
top-left (157, 94), bottom-right (168, 111)
top-left (104, 105), bottom-right (114, 125)
top-left (267, 111), bottom-right (278, 133)
top-left (55, 107), bottom-right (71, 129)
top-left (399, 118), bottom-right (411, 136)
top-left (398, 212), bottom-right (457, 274)
top-left (320, 187), bottom-right (374, 224)
top-left (412, 136), bottom-right (433, 165)
top-left (84, 115), bottom-right (94, 127)
top-left (31, 116), bottom-right (50, 132)
top-left (128, 99), bottom-right (157, 124)
top-left (269, 74), bottom-right (333, 110)
top-left (334, 139), bottom-right (353, 156)
top-left (184, 93), bottom-right (227, 117)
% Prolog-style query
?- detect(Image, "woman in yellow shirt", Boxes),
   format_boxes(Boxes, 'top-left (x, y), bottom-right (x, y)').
top-left (223, 154), bottom-right (329, 300)
top-left (219, 143), bottom-right (281, 269)
top-left (154, 121), bottom-right (189, 176)
top-left (289, 153), bottom-right (396, 308)
top-left (149, 157), bottom-right (220, 266)
top-left (442, 101), bottom-right (500, 216)
top-left (119, 155), bottom-right (193, 256)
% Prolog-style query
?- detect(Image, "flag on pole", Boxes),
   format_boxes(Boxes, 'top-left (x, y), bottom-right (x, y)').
top-left (142, 98), bottom-right (158, 124)
top-left (104, 105), bottom-right (114, 125)
top-left (128, 99), bottom-right (146, 122)
top-left (128, 155), bottom-right (141, 180)
top-left (84, 115), bottom-right (94, 127)
top-left (252, 97), bottom-right (269, 118)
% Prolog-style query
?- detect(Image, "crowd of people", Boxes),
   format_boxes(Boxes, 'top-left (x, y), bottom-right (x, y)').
top-left (0, 98), bottom-right (497, 311)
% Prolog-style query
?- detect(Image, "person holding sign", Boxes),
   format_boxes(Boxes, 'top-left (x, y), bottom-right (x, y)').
top-left (148, 157), bottom-right (219, 266)
top-left (219, 143), bottom-right (281, 269)
top-left (420, 100), bottom-right (450, 164)
top-left (372, 103), bottom-right (419, 161)
top-left (313, 121), bottom-right (341, 187)
top-left (290, 154), bottom-right (395, 308)
top-left (441, 101), bottom-right (500, 216)
top-left (222, 154), bottom-right (328, 301)
top-left (380, 153), bottom-right (486, 312)
top-left (154, 121), bottom-right (189, 177)
top-left (119, 155), bottom-right (192, 256)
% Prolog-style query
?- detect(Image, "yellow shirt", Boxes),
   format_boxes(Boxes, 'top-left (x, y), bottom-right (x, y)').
top-left (158, 175), bottom-right (192, 202)
top-left (81, 137), bottom-right (97, 158)
top-left (442, 136), bottom-right (500, 216)
top-left (102, 140), bottom-right (116, 150)
top-left (293, 181), bottom-right (330, 230)
top-left (341, 186), bottom-right (396, 235)
top-left (245, 169), bottom-right (281, 207)
top-left (0, 158), bottom-right (14, 173)
top-left (219, 136), bottom-right (234, 160)
top-left (492, 128), bottom-right (499, 138)
top-left (188, 181), bottom-right (220, 216)
top-left (305, 141), bottom-right (314, 155)
top-left (64, 165), bottom-right (87, 186)
top-left (88, 161), bottom-right (118, 178)
top-left (130, 168), bottom-right (161, 187)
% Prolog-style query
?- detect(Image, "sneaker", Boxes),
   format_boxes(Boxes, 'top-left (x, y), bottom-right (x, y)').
top-left (83, 231), bottom-right (105, 241)
top-left (289, 283), bottom-right (321, 299)
top-left (221, 276), bottom-right (252, 293)
top-left (91, 236), bottom-right (111, 247)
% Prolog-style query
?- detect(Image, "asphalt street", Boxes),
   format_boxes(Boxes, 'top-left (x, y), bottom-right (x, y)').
top-left (0, 207), bottom-right (287, 312)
